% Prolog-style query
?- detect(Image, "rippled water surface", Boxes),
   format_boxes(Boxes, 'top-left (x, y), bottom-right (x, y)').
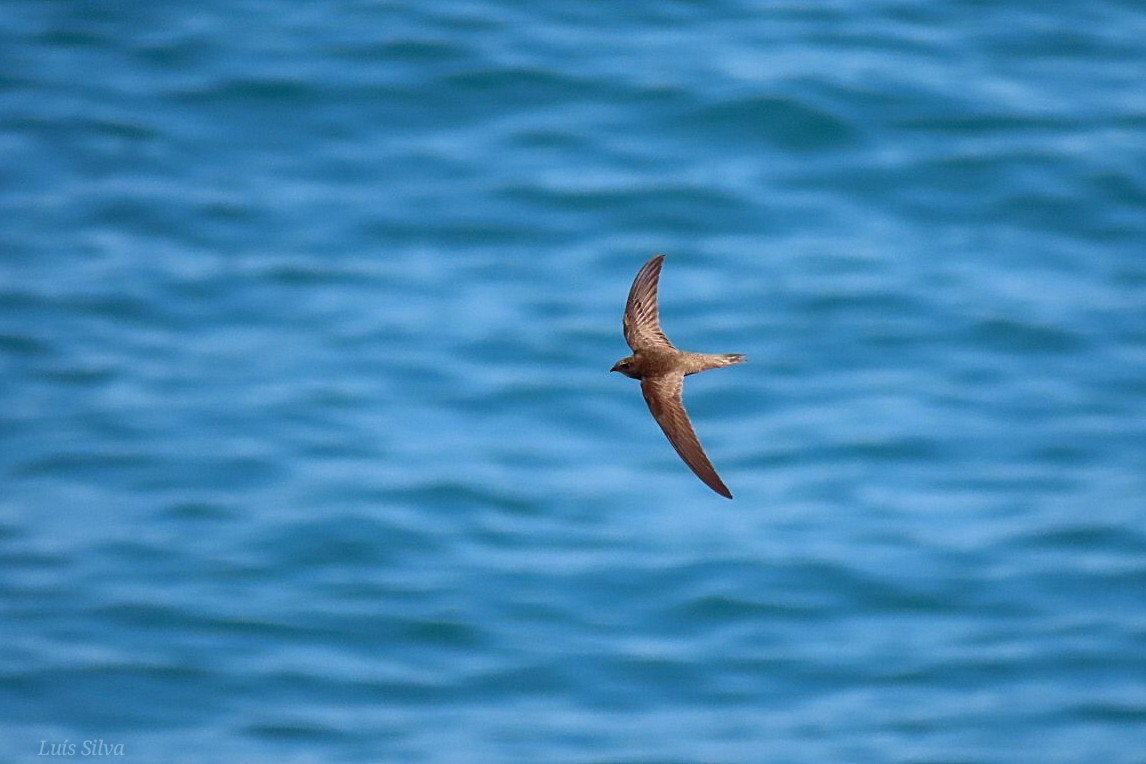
top-left (3, 1), bottom-right (1146, 762)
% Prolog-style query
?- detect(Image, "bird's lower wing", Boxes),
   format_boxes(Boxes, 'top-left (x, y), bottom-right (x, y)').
top-left (641, 374), bottom-right (732, 499)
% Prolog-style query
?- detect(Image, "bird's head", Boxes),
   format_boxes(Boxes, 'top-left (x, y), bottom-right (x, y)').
top-left (610, 355), bottom-right (640, 379)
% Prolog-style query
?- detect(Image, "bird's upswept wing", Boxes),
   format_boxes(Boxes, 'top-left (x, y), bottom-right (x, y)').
top-left (623, 254), bottom-right (673, 352)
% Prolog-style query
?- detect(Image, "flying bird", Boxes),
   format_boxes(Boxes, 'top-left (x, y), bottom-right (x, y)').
top-left (611, 254), bottom-right (745, 498)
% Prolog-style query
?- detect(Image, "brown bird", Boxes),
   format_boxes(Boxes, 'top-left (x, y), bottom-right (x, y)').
top-left (611, 254), bottom-right (745, 498)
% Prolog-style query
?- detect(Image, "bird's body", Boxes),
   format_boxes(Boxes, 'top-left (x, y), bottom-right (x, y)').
top-left (611, 254), bottom-right (745, 499)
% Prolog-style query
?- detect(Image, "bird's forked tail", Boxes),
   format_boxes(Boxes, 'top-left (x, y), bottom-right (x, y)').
top-left (685, 352), bottom-right (746, 374)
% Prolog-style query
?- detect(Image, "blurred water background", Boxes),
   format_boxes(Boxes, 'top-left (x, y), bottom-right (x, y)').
top-left (3, 1), bottom-right (1146, 762)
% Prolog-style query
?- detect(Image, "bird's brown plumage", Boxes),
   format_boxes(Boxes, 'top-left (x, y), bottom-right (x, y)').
top-left (623, 254), bottom-right (672, 352)
top-left (612, 254), bottom-right (745, 499)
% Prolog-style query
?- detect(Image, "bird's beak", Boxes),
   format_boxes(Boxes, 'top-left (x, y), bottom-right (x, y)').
top-left (609, 362), bottom-right (620, 372)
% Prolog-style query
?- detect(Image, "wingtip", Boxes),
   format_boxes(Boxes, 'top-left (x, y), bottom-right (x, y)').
top-left (705, 475), bottom-right (734, 499)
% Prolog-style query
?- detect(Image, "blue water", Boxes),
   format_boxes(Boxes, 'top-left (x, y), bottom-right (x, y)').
top-left (3, 1), bottom-right (1146, 761)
